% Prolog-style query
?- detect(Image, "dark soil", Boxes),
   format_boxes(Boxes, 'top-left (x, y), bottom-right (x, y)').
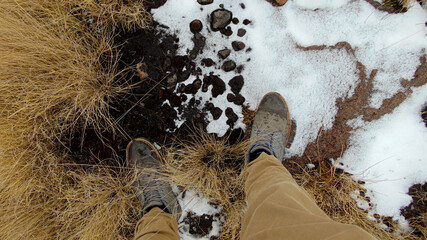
top-left (401, 183), bottom-right (427, 237)
top-left (181, 211), bottom-right (220, 238)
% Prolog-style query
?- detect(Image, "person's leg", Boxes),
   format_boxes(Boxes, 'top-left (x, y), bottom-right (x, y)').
top-left (240, 153), bottom-right (377, 240)
top-left (241, 92), bottom-right (377, 239)
top-left (134, 207), bottom-right (179, 240)
top-left (127, 139), bottom-right (181, 240)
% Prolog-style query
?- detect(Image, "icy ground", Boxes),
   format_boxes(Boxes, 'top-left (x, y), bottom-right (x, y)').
top-left (153, 0), bottom-right (426, 237)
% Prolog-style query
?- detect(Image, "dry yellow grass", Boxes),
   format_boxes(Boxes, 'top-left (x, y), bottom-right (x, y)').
top-left (292, 161), bottom-right (424, 240)
top-left (0, 0), bottom-right (146, 239)
top-left (162, 131), bottom-right (250, 239)
top-left (73, 0), bottom-right (152, 31)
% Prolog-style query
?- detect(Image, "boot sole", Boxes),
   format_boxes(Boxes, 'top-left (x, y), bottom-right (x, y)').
top-left (254, 91), bottom-right (291, 147)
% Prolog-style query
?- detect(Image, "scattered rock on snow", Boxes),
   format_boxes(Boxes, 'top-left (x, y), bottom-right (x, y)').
top-left (234, 93), bottom-right (245, 105)
top-left (183, 79), bottom-right (202, 94)
top-left (222, 60), bottom-right (236, 72)
top-left (218, 49), bottom-right (231, 59)
top-left (202, 75), bottom-right (225, 97)
top-left (207, 103), bottom-right (223, 120)
top-left (210, 9), bottom-right (232, 31)
top-left (225, 108), bottom-right (238, 126)
top-left (220, 27), bottom-right (233, 36)
top-left (227, 93), bottom-right (236, 102)
top-left (232, 18), bottom-right (239, 24)
top-left (197, 0), bottom-right (213, 5)
top-left (190, 19), bottom-right (203, 33)
top-left (232, 41), bottom-right (246, 51)
top-left (228, 75), bottom-right (244, 94)
top-left (243, 19), bottom-right (251, 25)
top-left (237, 28), bottom-right (246, 37)
top-left (201, 58), bottom-right (216, 67)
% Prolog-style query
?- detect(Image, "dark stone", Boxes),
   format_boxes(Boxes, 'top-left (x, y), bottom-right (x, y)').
top-left (222, 60), bottom-right (236, 72)
top-left (218, 49), bottom-right (231, 59)
top-left (220, 27), bottom-right (233, 37)
top-left (201, 58), bottom-right (216, 67)
top-left (246, 47), bottom-right (252, 52)
top-left (211, 9), bottom-right (232, 31)
top-left (236, 65), bottom-right (244, 73)
top-left (211, 107), bottom-right (223, 120)
top-left (227, 93), bottom-right (236, 102)
top-left (243, 19), bottom-right (252, 25)
top-left (189, 33), bottom-right (206, 60)
top-left (237, 28), bottom-right (246, 37)
top-left (240, 3), bottom-right (246, 9)
top-left (232, 18), bottom-right (239, 24)
top-left (234, 94), bottom-right (245, 105)
top-left (190, 20), bottom-right (203, 33)
top-left (219, 4), bottom-right (224, 8)
top-left (183, 79), bottom-right (202, 94)
top-left (197, 0), bottom-right (213, 5)
top-left (228, 75), bottom-right (244, 94)
top-left (225, 108), bottom-right (238, 126)
top-left (232, 41), bottom-right (246, 51)
top-left (202, 75), bottom-right (225, 97)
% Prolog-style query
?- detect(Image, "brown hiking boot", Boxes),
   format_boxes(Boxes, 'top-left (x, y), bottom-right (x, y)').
top-left (247, 92), bottom-right (291, 163)
top-left (126, 138), bottom-right (181, 218)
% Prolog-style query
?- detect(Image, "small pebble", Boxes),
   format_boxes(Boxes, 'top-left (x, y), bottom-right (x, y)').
top-left (220, 27), bottom-right (233, 36)
top-left (211, 9), bottom-right (233, 31)
top-left (222, 60), bottom-right (236, 72)
top-left (197, 0), bottom-right (213, 5)
top-left (227, 93), bottom-right (236, 102)
top-left (234, 94), bottom-right (246, 105)
top-left (237, 28), bottom-right (246, 37)
top-left (190, 20), bottom-right (203, 33)
top-left (232, 41), bottom-right (246, 51)
top-left (218, 49), bottom-right (231, 59)
top-left (243, 19), bottom-right (251, 25)
top-left (232, 18), bottom-right (239, 24)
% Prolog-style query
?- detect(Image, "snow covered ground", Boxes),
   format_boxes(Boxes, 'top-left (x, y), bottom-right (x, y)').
top-left (153, 0), bottom-right (426, 237)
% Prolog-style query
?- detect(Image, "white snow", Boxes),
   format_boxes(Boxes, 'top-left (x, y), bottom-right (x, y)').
top-left (339, 84), bottom-right (427, 220)
top-left (173, 186), bottom-right (223, 239)
top-left (153, 0), bottom-right (427, 235)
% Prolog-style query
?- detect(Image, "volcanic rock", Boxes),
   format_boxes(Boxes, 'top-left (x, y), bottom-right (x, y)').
top-left (197, 0), bottom-right (213, 5)
top-left (222, 60), bottom-right (236, 72)
top-left (232, 41), bottom-right (246, 51)
top-left (211, 9), bottom-right (232, 31)
top-left (190, 20), bottom-right (203, 33)
top-left (218, 49), bottom-right (231, 59)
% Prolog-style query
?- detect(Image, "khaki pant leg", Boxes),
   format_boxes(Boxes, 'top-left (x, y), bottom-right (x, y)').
top-left (134, 207), bottom-right (180, 240)
top-left (240, 153), bottom-right (377, 240)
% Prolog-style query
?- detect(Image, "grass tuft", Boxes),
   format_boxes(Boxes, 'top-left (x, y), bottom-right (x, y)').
top-left (162, 130), bottom-right (250, 239)
top-left (0, 1), bottom-right (145, 239)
